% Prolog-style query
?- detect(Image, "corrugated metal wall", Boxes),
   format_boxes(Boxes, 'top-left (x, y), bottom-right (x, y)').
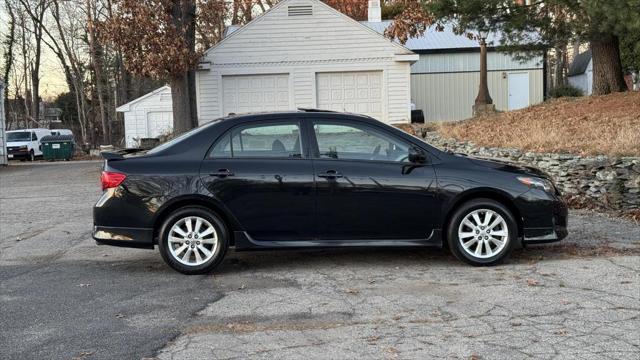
top-left (410, 52), bottom-right (545, 122)
top-left (0, 80), bottom-right (6, 166)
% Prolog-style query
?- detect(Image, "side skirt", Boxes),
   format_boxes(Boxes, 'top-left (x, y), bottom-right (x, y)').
top-left (233, 230), bottom-right (443, 251)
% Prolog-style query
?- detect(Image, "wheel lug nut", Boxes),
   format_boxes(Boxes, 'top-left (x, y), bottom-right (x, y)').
top-left (196, 241), bottom-right (200, 245)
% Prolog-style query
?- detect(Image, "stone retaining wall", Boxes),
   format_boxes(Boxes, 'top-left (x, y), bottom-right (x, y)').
top-left (414, 128), bottom-right (639, 211)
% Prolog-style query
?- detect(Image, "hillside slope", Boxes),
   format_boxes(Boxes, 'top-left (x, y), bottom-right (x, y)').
top-left (436, 92), bottom-right (640, 157)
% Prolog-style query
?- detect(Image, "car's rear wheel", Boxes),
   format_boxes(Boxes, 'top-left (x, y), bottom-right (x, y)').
top-left (447, 199), bottom-right (517, 266)
top-left (158, 207), bottom-right (228, 275)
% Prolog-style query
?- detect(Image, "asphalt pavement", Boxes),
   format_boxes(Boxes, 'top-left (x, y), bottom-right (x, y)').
top-left (0, 161), bottom-right (638, 360)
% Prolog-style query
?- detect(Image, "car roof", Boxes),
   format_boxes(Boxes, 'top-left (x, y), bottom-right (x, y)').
top-left (219, 110), bottom-right (376, 123)
top-left (7, 128), bottom-right (50, 132)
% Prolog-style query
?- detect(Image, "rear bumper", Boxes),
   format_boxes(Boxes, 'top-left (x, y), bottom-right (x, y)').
top-left (93, 226), bottom-right (155, 249)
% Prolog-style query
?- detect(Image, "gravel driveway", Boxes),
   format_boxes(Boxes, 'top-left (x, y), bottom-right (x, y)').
top-left (0, 161), bottom-right (638, 360)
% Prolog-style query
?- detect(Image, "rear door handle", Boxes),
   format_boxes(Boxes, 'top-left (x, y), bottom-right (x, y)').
top-left (210, 169), bottom-right (234, 178)
top-left (318, 170), bottom-right (343, 179)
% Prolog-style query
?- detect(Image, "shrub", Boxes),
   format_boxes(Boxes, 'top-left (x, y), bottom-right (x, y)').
top-left (548, 84), bottom-right (584, 98)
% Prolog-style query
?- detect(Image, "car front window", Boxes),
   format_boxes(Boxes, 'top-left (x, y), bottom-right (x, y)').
top-left (7, 132), bottom-right (31, 142)
top-left (313, 122), bottom-right (410, 162)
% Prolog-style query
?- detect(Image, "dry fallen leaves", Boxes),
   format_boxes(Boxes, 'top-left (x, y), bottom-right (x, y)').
top-left (526, 279), bottom-right (541, 287)
top-left (344, 288), bottom-right (360, 295)
top-left (436, 92), bottom-right (640, 157)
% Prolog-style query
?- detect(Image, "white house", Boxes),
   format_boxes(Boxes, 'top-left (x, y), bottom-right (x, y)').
top-left (195, 0), bottom-right (417, 124)
top-left (567, 50), bottom-right (593, 96)
top-left (116, 85), bottom-right (173, 148)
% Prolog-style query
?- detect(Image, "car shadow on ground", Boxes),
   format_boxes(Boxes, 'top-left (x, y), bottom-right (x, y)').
top-left (81, 238), bottom-right (640, 276)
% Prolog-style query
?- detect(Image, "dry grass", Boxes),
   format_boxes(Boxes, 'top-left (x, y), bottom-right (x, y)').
top-left (436, 92), bottom-right (640, 157)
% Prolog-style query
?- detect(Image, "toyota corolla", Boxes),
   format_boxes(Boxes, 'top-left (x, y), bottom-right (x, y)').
top-left (93, 110), bottom-right (568, 274)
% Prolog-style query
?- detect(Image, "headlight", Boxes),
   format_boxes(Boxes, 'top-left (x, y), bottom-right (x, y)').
top-left (19, 145), bottom-right (28, 149)
top-left (517, 176), bottom-right (554, 192)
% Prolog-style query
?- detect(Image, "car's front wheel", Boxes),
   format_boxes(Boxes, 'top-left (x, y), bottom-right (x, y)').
top-left (158, 207), bottom-right (228, 275)
top-left (447, 199), bottom-right (517, 266)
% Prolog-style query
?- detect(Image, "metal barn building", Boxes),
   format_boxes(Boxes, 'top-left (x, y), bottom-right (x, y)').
top-left (364, 21), bottom-right (545, 122)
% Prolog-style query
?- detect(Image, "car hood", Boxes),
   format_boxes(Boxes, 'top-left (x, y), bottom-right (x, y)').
top-left (459, 154), bottom-right (552, 179)
top-left (7, 141), bottom-right (30, 147)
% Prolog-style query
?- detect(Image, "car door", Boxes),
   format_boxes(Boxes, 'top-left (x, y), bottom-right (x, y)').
top-left (31, 132), bottom-right (41, 155)
top-left (199, 119), bottom-right (316, 241)
top-left (310, 119), bottom-right (439, 240)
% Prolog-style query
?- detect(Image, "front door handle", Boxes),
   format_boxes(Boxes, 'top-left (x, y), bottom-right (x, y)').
top-left (318, 170), bottom-right (343, 179)
top-left (210, 169), bottom-right (234, 178)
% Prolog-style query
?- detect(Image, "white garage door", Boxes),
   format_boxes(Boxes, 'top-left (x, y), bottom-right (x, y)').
top-left (222, 74), bottom-right (290, 115)
top-left (316, 71), bottom-right (383, 119)
top-left (147, 111), bottom-right (173, 138)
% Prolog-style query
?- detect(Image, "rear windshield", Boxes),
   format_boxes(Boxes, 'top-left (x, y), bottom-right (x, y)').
top-left (7, 132), bottom-right (31, 142)
top-left (147, 120), bottom-right (221, 155)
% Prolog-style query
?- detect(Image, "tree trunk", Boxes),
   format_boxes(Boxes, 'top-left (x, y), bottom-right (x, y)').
top-left (553, 46), bottom-right (565, 87)
top-left (87, 0), bottom-right (110, 144)
top-left (170, 73), bottom-right (197, 135)
top-left (590, 35), bottom-right (627, 95)
top-left (2, 2), bottom-right (15, 104)
top-left (168, 0), bottom-right (198, 135)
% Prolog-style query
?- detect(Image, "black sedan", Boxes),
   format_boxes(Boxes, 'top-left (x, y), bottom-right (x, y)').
top-left (93, 110), bottom-right (567, 274)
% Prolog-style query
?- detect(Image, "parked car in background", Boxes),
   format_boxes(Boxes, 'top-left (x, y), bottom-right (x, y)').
top-left (6, 128), bottom-right (51, 161)
top-left (93, 110), bottom-right (568, 275)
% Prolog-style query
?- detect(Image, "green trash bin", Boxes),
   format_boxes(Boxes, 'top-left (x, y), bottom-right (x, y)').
top-left (41, 135), bottom-right (75, 161)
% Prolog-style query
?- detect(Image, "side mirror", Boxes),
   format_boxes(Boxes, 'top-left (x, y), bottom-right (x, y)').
top-left (408, 146), bottom-right (427, 164)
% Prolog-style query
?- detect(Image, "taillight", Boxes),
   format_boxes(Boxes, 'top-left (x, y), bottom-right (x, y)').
top-left (101, 171), bottom-right (127, 190)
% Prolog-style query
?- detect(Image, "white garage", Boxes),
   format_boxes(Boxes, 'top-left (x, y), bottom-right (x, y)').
top-left (195, 0), bottom-right (416, 125)
top-left (316, 71), bottom-right (383, 119)
top-left (116, 86), bottom-right (173, 148)
top-left (222, 74), bottom-right (290, 115)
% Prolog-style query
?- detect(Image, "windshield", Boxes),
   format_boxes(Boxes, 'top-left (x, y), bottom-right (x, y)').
top-left (7, 132), bottom-right (31, 142)
top-left (147, 119), bottom-right (221, 155)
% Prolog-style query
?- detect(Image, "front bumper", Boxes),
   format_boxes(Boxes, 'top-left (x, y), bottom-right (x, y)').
top-left (520, 192), bottom-right (569, 244)
top-left (93, 225), bottom-right (155, 249)
top-left (7, 148), bottom-right (30, 159)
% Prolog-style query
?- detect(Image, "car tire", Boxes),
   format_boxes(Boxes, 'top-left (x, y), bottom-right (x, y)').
top-left (158, 206), bottom-right (229, 275)
top-left (447, 198), bottom-right (517, 266)
top-left (29, 150), bottom-right (35, 162)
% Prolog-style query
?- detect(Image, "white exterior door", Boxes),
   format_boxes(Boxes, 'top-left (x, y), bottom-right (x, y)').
top-left (147, 111), bottom-right (173, 138)
top-left (222, 74), bottom-right (290, 115)
top-left (316, 71), bottom-right (383, 119)
top-left (508, 73), bottom-right (530, 111)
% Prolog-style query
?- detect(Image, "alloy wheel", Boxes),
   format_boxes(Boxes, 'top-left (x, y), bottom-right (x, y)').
top-left (168, 216), bottom-right (218, 266)
top-left (457, 209), bottom-right (509, 259)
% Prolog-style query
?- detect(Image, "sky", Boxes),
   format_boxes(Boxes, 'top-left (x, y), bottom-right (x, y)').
top-left (0, 5), bottom-right (69, 100)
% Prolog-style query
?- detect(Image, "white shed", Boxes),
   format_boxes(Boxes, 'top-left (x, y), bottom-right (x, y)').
top-left (116, 86), bottom-right (173, 148)
top-left (0, 80), bottom-right (7, 166)
top-left (567, 50), bottom-right (593, 96)
top-left (195, 0), bottom-right (417, 125)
